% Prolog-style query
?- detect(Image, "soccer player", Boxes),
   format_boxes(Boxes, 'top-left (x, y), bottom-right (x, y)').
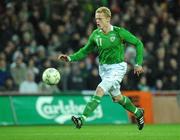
top-left (58, 7), bottom-right (144, 130)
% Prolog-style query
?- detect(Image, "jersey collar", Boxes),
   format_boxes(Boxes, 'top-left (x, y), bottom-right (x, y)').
top-left (110, 25), bottom-right (113, 31)
top-left (99, 25), bottom-right (114, 32)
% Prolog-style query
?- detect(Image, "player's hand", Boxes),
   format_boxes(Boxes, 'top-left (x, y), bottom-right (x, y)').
top-left (134, 65), bottom-right (144, 76)
top-left (57, 54), bottom-right (69, 62)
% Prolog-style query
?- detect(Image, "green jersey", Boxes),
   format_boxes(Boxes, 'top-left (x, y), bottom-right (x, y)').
top-left (69, 26), bottom-right (144, 65)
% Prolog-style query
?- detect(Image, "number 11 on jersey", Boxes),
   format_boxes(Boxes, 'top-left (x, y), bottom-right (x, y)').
top-left (96, 38), bottom-right (102, 46)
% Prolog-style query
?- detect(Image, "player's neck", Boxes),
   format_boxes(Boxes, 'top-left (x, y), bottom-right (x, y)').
top-left (102, 24), bottom-right (112, 34)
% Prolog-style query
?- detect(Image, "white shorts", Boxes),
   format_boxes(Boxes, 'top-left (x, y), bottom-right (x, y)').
top-left (98, 62), bottom-right (127, 97)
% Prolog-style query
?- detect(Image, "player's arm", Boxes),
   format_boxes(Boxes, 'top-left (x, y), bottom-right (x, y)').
top-left (119, 28), bottom-right (144, 75)
top-left (58, 33), bottom-right (95, 62)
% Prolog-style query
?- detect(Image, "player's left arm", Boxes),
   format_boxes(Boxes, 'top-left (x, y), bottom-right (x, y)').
top-left (119, 28), bottom-right (144, 75)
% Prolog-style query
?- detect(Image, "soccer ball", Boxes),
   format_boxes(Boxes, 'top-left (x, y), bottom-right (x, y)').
top-left (42, 68), bottom-right (61, 85)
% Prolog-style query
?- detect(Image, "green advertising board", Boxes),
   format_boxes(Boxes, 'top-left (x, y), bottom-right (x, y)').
top-left (0, 96), bottom-right (14, 125)
top-left (0, 95), bottom-right (129, 125)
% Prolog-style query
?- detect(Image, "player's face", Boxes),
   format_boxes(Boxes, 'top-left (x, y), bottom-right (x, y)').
top-left (95, 12), bottom-right (110, 30)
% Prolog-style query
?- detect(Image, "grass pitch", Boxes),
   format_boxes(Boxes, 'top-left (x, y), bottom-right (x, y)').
top-left (0, 124), bottom-right (180, 140)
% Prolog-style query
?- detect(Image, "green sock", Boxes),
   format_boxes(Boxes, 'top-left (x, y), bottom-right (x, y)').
top-left (118, 95), bottom-right (141, 118)
top-left (81, 95), bottom-right (101, 122)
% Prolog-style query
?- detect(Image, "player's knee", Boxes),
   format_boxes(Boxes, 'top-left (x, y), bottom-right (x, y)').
top-left (112, 95), bottom-right (122, 103)
top-left (95, 86), bottom-right (105, 97)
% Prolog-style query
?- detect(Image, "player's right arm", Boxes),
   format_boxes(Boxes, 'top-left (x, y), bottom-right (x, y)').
top-left (58, 32), bottom-right (95, 62)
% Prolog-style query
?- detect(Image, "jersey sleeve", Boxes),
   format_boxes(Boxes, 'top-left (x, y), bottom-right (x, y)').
top-left (119, 27), bottom-right (144, 65)
top-left (69, 32), bottom-right (95, 61)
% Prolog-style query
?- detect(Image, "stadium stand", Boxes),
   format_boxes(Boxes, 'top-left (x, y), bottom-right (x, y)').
top-left (0, 0), bottom-right (179, 93)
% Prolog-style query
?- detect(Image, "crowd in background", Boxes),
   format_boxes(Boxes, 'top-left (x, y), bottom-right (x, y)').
top-left (0, 0), bottom-right (179, 94)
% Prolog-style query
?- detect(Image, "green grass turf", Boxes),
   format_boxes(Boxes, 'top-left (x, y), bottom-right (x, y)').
top-left (0, 124), bottom-right (180, 140)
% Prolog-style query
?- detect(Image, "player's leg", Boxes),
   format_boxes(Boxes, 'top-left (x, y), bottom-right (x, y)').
top-left (112, 94), bottom-right (142, 117)
top-left (110, 82), bottom-right (139, 114)
top-left (72, 86), bottom-right (105, 129)
top-left (108, 62), bottom-right (144, 130)
top-left (81, 86), bottom-right (104, 121)
top-left (111, 89), bottom-right (144, 130)
top-left (72, 78), bottom-right (115, 129)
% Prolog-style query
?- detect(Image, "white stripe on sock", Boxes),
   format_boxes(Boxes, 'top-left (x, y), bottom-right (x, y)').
top-left (82, 115), bottom-right (87, 120)
top-left (134, 108), bottom-right (138, 114)
top-left (92, 99), bottom-right (101, 103)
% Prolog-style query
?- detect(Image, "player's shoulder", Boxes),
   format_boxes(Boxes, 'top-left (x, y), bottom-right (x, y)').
top-left (113, 26), bottom-right (130, 36)
top-left (113, 26), bottom-right (125, 31)
top-left (92, 28), bottom-right (100, 34)
top-left (89, 28), bottom-right (101, 38)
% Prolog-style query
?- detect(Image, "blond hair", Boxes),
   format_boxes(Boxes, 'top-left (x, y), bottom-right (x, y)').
top-left (96, 7), bottom-right (111, 18)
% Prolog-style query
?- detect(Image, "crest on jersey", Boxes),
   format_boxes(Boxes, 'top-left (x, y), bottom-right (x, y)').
top-left (110, 36), bottom-right (115, 42)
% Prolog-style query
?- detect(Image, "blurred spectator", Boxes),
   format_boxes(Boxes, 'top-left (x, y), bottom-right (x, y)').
top-left (125, 46), bottom-right (136, 65)
top-left (27, 58), bottom-right (39, 81)
top-left (38, 82), bottom-right (60, 94)
top-left (67, 63), bottom-right (86, 90)
top-left (36, 22), bottom-right (52, 47)
top-left (48, 34), bottom-right (61, 55)
top-left (3, 41), bottom-right (16, 63)
top-left (138, 76), bottom-right (150, 91)
top-left (10, 51), bottom-right (27, 86)
top-left (168, 75), bottom-right (179, 90)
top-left (36, 45), bottom-right (46, 61)
top-left (0, 58), bottom-right (11, 88)
top-left (1, 77), bottom-right (17, 91)
top-left (19, 71), bottom-right (39, 94)
top-left (154, 79), bottom-right (164, 91)
top-left (0, 0), bottom-right (6, 15)
top-left (86, 67), bottom-right (101, 90)
top-left (58, 62), bottom-right (71, 90)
